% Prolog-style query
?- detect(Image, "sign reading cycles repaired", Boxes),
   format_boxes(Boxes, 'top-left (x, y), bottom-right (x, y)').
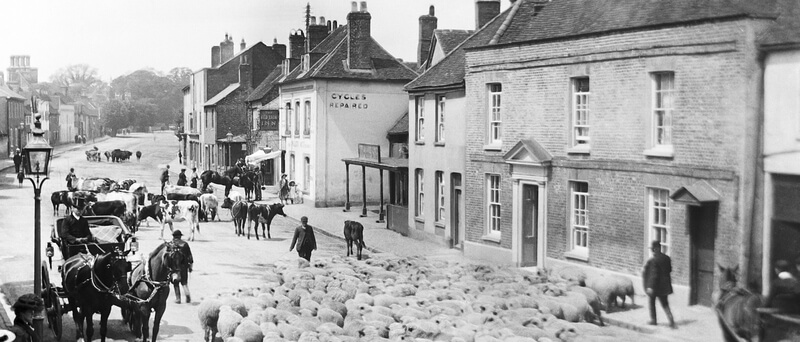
top-left (329, 93), bottom-right (368, 109)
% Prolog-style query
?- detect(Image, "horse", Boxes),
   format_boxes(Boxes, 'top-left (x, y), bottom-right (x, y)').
top-left (715, 264), bottom-right (763, 342)
top-left (343, 220), bottom-right (367, 260)
top-left (236, 172), bottom-right (256, 200)
top-left (61, 250), bottom-right (131, 342)
top-left (246, 203), bottom-right (286, 239)
top-left (125, 242), bottom-right (188, 342)
top-left (136, 150), bottom-right (142, 161)
top-left (200, 170), bottom-right (233, 196)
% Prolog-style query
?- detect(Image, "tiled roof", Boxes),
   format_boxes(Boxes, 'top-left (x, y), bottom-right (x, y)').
top-left (405, 7), bottom-right (510, 91)
top-left (495, 0), bottom-right (779, 45)
top-left (246, 66), bottom-right (283, 103)
top-left (204, 83), bottom-right (239, 106)
top-left (0, 85), bottom-right (25, 100)
top-left (759, 0), bottom-right (800, 48)
top-left (281, 25), bottom-right (418, 84)
top-left (387, 112), bottom-right (409, 135)
top-left (434, 30), bottom-right (474, 55)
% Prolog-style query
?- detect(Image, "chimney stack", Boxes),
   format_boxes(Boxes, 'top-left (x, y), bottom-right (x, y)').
top-left (475, 0), bottom-right (500, 29)
top-left (347, 1), bottom-right (372, 70)
top-left (220, 33), bottom-right (234, 63)
top-left (289, 30), bottom-right (306, 59)
top-left (272, 38), bottom-right (287, 59)
top-left (307, 15), bottom-right (331, 52)
top-left (212, 46), bottom-right (221, 67)
top-left (239, 56), bottom-right (252, 90)
top-left (333, 20), bottom-right (338, 29)
top-left (417, 5), bottom-right (437, 68)
top-left (240, 38), bottom-right (246, 51)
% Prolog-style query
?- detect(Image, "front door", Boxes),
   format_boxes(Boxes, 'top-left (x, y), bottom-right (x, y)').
top-left (690, 204), bottom-right (717, 306)
top-left (451, 174), bottom-right (463, 249)
top-left (521, 184), bottom-right (538, 266)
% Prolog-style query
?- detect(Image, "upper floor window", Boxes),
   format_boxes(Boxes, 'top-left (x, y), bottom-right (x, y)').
top-left (488, 84), bottom-right (502, 145)
top-left (304, 100), bottom-right (311, 136)
top-left (415, 96), bottom-right (425, 142)
top-left (415, 169), bottom-right (424, 217)
top-left (648, 188), bottom-right (671, 255)
top-left (294, 101), bottom-right (301, 136)
top-left (571, 78), bottom-right (590, 148)
top-left (487, 174), bottom-right (501, 236)
top-left (435, 171), bottom-right (445, 223)
top-left (652, 72), bottom-right (674, 147)
top-left (284, 102), bottom-right (292, 135)
top-left (435, 95), bottom-right (445, 143)
top-left (570, 181), bottom-right (589, 255)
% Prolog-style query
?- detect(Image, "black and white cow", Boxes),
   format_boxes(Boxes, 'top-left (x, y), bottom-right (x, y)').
top-left (160, 200), bottom-right (200, 241)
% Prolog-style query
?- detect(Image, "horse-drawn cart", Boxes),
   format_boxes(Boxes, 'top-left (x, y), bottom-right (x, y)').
top-left (43, 215), bottom-right (139, 340)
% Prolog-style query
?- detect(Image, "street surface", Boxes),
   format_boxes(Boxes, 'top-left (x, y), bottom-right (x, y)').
top-left (0, 132), bottom-right (346, 341)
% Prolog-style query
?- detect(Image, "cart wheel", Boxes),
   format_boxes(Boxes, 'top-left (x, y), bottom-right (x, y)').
top-left (41, 263), bottom-right (63, 340)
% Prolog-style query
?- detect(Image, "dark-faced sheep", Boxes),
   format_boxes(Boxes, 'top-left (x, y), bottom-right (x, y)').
top-left (343, 220), bottom-right (366, 260)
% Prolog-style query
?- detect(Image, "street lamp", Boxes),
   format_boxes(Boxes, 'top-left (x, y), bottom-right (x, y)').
top-left (22, 113), bottom-right (52, 342)
top-left (226, 131), bottom-right (233, 167)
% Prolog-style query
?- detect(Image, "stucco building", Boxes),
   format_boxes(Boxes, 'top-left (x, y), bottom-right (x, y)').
top-left (0, 86), bottom-right (25, 158)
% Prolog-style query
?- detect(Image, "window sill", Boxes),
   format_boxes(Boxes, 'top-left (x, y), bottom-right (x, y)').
top-left (481, 233), bottom-right (501, 243)
top-left (303, 135), bottom-right (311, 139)
top-left (414, 217), bottom-right (425, 223)
top-left (483, 143), bottom-right (502, 151)
top-left (564, 250), bottom-right (589, 262)
top-left (415, 141), bottom-right (425, 146)
top-left (643, 145), bottom-right (674, 158)
top-left (434, 142), bottom-right (445, 147)
top-left (567, 145), bottom-right (591, 155)
top-left (434, 222), bottom-right (445, 229)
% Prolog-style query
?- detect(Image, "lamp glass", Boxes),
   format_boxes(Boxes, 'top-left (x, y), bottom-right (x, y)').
top-left (23, 149), bottom-right (51, 175)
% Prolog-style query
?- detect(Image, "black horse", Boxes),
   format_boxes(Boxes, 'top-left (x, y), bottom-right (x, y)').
top-left (125, 242), bottom-right (188, 342)
top-left (200, 170), bottom-right (233, 196)
top-left (246, 203), bottom-right (286, 239)
top-left (715, 264), bottom-right (763, 342)
top-left (62, 251), bottom-right (131, 342)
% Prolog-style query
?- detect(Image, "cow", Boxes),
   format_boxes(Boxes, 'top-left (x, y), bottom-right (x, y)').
top-left (245, 203), bottom-right (286, 240)
top-left (104, 150), bottom-right (112, 162)
top-left (148, 194), bottom-right (166, 205)
top-left (67, 191), bottom-right (97, 212)
top-left (84, 200), bottom-right (127, 218)
top-left (105, 191), bottom-right (138, 230)
top-left (119, 179), bottom-right (137, 190)
top-left (343, 220), bottom-right (367, 260)
top-left (164, 184), bottom-right (202, 198)
top-left (160, 200), bottom-right (200, 241)
top-left (128, 183), bottom-right (149, 206)
top-left (220, 191), bottom-right (245, 209)
top-left (136, 203), bottom-right (163, 227)
top-left (51, 190), bottom-right (71, 215)
top-left (231, 201), bottom-right (248, 237)
top-left (135, 150), bottom-right (142, 161)
top-left (85, 150), bottom-right (101, 162)
top-left (199, 194), bottom-right (218, 222)
top-left (75, 177), bottom-right (117, 193)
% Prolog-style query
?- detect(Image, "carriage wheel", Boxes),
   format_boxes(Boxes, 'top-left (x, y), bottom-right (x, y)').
top-left (41, 263), bottom-right (63, 340)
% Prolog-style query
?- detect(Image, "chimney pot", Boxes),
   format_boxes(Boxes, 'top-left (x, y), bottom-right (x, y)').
top-left (360, 1), bottom-right (368, 12)
top-left (429, 5), bottom-right (435, 15)
top-left (333, 20), bottom-right (338, 28)
top-left (319, 16), bottom-right (325, 25)
top-left (351, 1), bottom-right (358, 12)
top-left (327, 20), bottom-right (332, 32)
top-left (310, 16), bottom-right (316, 24)
top-left (274, 38), bottom-right (278, 44)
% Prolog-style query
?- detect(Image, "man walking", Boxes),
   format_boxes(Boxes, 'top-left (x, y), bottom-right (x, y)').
top-left (643, 240), bottom-right (676, 329)
top-left (12, 148), bottom-right (22, 173)
top-left (177, 168), bottom-right (187, 186)
top-left (170, 230), bottom-right (194, 304)
top-left (160, 165), bottom-right (170, 195)
top-left (178, 150), bottom-right (183, 164)
top-left (290, 216), bottom-right (317, 261)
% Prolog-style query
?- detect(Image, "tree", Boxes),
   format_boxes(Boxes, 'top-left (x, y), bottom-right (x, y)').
top-left (167, 67), bottom-right (192, 85)
top-left (108, 67), bottom-right (189, 128)
top-left (50, 64), bottom-right (103, 96)
top-left (101, 99), bottom-right (130, 133)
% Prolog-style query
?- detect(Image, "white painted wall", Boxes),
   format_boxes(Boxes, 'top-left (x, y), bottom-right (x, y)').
top-left (764, 49), bottom-right (800, 175)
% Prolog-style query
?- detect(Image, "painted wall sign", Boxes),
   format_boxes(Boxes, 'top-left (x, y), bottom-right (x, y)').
top-left (259, 110), bottom-right (279, 131)
top-left (358, 143), bottom-right (381, 163)
top-left (330, 93), bottom-right (368, 109)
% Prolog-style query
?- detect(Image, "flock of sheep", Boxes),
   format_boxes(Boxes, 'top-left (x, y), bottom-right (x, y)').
top-left (196, 253), bottom-right (643, 342)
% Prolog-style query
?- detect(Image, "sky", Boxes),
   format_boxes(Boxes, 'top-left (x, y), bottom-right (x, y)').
top-left (1, 0), bottom-right (511, 83)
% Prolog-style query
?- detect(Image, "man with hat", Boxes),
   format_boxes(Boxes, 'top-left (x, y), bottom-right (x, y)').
top-left (61, 202), bottom-right (95, 258)
top-left (12, 148), bottom-right (22, 174)
top-left (177, 167), bottom-right (188, 186)
top-left (8, 293), bottom-right (44, 341)
top-left (170, 230), bottom-right (194, 304)
top-left (642, 240), bottom-right (676, 329)
top-left (764, 259), bottom-right (800, 314)
top-left (160, 165), bottom-right (170, 195)
top-left (290, 216), bottom-right (317, 261)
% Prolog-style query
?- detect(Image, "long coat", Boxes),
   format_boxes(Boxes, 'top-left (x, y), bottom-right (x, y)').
top-left (290, 225), bottom-right (317, 253)
top-left (643, 252), bottom-right (673, 296)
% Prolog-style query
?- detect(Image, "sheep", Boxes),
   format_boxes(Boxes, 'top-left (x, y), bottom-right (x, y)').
top-left (262, 331), bottom-right (285, 342)
top-left (277, 321), bottom-right (304, 341)
top-left (568, 286), bottom-right (604, 326)
top-left (585, 274), bottom-right (635, 311)
top-left (554, 267), bottom-right (587, 286)
top-left (402, 318), bottom-right (440, 339)
top-left (217, 305), bottom-right (244, 339)
top-left (233, 319), bottom-right (264, 342)
top-left (321, 300), bottom-right (348, 319)
top-left (373, 294), bottom-right (399, 308)
top-left (300, 298), bottom-right (320, 315)
top-left (198, 298), bottom-right (223, 342)
top-left (220, 296), bottom-right (249, 317)
top-left (317, 322), bottom-right (345, 335)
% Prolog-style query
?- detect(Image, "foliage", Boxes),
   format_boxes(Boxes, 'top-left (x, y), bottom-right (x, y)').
top-left (49, 64), bottom-right (104, 96)
top-left (100, 98), bottom-right (159, 132)
top-left (108, 67), bottom-right (190, 128)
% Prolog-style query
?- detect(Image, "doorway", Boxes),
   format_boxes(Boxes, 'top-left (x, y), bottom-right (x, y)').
top-left (451, 173), bottom-right (463, 249)
top-left (521, 184), bottom-right (538, 266)
top-left (689, 204), bottom-right (717, 306)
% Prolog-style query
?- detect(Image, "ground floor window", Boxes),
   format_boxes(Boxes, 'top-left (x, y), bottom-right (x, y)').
top-left (570, 181), bottom-right (589, 254)
top-left (487, 174), bottom-right (501, 236)
top-left (415, 169), bottom-right (424, 218)
top-left (648, 187), bottom-right (671, 255)
top-left (435, 171), bottom-right (445, 224)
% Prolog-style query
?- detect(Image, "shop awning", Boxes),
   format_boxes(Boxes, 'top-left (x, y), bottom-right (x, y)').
top-left (670, 180), bottom-right (720, 205)
top-left (246, 149), bottom-right (282, 165)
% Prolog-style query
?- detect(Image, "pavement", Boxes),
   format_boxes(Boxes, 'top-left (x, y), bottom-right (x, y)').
top-left (0, 136), bottom-right (723, 341)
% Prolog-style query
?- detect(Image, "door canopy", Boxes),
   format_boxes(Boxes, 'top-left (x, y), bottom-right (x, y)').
top-left (670, 180), bottom-right (720, 206)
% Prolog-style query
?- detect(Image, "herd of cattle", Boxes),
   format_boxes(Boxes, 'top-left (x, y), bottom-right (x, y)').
top-left (51, 176), bottom-right (288, 242)
top-left (85, 148), bottom-right (142, 162)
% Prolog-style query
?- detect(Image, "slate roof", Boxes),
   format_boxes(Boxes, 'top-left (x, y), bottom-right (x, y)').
top-left (0, 85), bottom-right (25, 100)
top-left (434, 30), bottom-right (474, 55)
top-left (246, 66), bottom-right (283, 103)
top-left (405, 7), bottom-right (510, 91)
top-left (759, 0), bottom-right (800, 48)
top-left (204, 83), bottom-right (239, 106)
top-left (280, 24), bottom-right (418, 84)
top-left (495, 0), bottom-right (779, 45)
top-left (387, 112), bottom-right (409, 136)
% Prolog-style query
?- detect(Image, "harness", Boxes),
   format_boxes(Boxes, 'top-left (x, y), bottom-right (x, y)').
top-left (123, 243), bottom-right (182, 310)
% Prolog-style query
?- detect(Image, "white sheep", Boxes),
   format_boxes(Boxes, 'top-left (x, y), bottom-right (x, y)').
top-left (221, 296), bottom-right (249, 317)
top-left (217, 305), bottom-right (244, 339)
top-left (585, 274), bottom-right (635, 310)
top-left (197, 298), bottom-right (223, 342)
top-left (277, 321), bottom-right (303, 341)
top-left (233, 319), bottom-right (264, 342)
top-left (316, 321), bottom-right (345, 335)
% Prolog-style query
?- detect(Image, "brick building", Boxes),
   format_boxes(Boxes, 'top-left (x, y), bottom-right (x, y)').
top-left (245, 63), bottom-right (284, 188)
top-left (462, 0), bottom-right (782, 306)
top-left (277, 1), bottom-right (418, 207)
top-left (0, 86), bottom-right (25, 158)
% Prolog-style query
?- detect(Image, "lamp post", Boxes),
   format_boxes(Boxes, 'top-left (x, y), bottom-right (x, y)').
top-left (22, 113), bottom-right (52, 342)
top-left (227, 131), bottom-right (233, 168)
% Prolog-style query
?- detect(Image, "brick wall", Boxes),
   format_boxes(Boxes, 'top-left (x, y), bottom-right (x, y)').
top-left (463, 19), bottom-right (768, 284)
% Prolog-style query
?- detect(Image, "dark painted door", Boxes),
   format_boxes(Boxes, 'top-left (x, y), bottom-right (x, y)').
top-left (521, 184), bottom-right (538, 266)
top-left (690, 205), bottom-right (717, 307)
top-left (451, 173), bottom-right (463, 249)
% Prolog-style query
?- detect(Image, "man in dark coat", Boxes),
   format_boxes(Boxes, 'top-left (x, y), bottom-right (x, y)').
top-left (160, 165), bottom-right (170, 195)
top-left (8, 293), bottom-right (44, 342)
top-left (61, 203), bottom-right (95, 259)
top-left (170, 230), bottom-right (194, 304)
top-left (764, 259), bottom-right (800, 314)
top-left (643, 240), bottom-right (676, 328)
top-left (177, 168), bottom-right (187, 186)
top-left (189, 167), bottom-right (199, 188)
top-left (12, 148), bottom-right (22, 173)
top-left (290, 216), bottom-right (317, 261)
top-left (66, 168), bottom-right (77, 190)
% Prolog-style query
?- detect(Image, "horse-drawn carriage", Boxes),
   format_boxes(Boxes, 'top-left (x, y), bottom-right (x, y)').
top-left (42, 215), bottom-right (139, 340)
